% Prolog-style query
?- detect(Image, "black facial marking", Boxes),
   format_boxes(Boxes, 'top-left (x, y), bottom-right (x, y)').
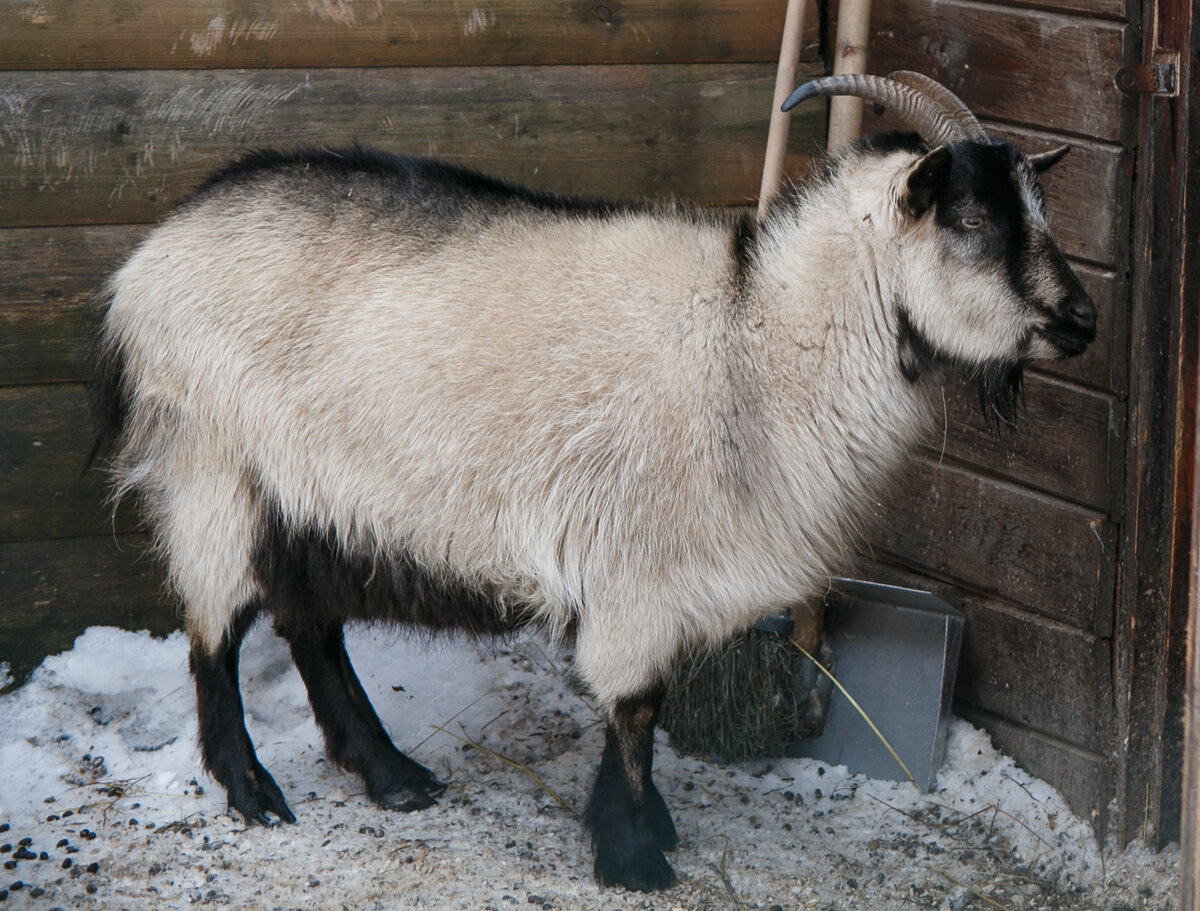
top-left (931, 141), bottom-right (1032, 302)
top-left (896, 308), bottom-right (937, 382)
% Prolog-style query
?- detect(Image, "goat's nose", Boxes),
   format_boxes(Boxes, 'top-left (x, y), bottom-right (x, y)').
top-left (1067, 297), bottom-right (1096, 333)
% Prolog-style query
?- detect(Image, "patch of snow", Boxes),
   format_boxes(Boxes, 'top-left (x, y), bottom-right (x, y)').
top-left (0, 626), bottom-right (1180, 909)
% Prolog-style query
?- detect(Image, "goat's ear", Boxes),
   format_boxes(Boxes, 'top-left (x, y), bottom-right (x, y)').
top-left (1029, 144), bottom-right (1070, 173)
top-left (903, 146), bottom-right (952, 219)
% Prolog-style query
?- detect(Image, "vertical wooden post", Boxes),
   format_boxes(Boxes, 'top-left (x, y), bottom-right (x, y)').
top-left (1184, 542), bottom-right (1199, 908)
top-left (1178, 0), bottom-right (1200, 900)
top-left (757, 0), bottom-right (809, 219)
top-left (827, 0), bottom-right (873, 152)
top-left (1117, 0), bottom-right (1199, 888)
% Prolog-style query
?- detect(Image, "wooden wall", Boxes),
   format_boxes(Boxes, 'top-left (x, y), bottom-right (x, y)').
top-left (0, 3), bottom-right (823, 684)
top-left (852, 0), bottom-right (1139, 837)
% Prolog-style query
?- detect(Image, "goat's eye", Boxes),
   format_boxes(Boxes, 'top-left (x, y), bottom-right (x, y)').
top-left (961, 214), bottom-right (985, 230)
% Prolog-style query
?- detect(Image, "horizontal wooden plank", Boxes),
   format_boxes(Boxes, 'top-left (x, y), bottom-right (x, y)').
top-left (987, 0), bottom-right (1126, 18)
top-left (0, 383), bottom-right (144, 543)
top-left (857, 558), bottom-right (1111, 753)
top-left (0, 533), bottom-right (175, 690)
top-left (928, 373), bottom-right (1119, 513)
top-left (0, 225), bottom-right (147, 386)
top-left (0, 63), bottom-right (825, 228)
top-left (0, 0), bottom-right (818, 70)
top-left (871, 0), bottom-right (1131, 141)
top-left (955, 601), bottom-right (1109, 753)
top-left (867, 456), bottom-right (1116, 631)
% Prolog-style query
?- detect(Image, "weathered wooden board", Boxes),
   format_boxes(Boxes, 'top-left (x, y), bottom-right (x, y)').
top-left (0, 225), bottom-right (147, 387)
top-left (1, 0), bottom-right (819, 70)
top-left (928, 373), bottom-right (1119, 513)
top-left (856, 556), bottom-right (1113, 824)
top-left (870, 0), bottom-right (1131, 141)
top-left (868, 456), bottom-right (1116, 632)
top-left (0, 64), bottom-right (825, 229)
top-left (0, 384), bottom-right (145, 543)
top-left (0, 534), bottom-right (175, 689)
top-left (857, 558), bottom-right (1111, 754)
top-left (990, 0), bottom-right (1126, 18)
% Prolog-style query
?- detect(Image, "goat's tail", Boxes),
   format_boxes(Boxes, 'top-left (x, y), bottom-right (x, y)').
top-left (84, 287), bottom-right (128, 476)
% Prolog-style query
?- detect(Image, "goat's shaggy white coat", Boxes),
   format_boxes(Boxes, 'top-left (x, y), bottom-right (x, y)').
top-left (100, 147), bottom-right (1062, 706)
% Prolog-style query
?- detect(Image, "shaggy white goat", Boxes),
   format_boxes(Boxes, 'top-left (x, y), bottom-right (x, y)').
top-left (91, 74), bottom-right (1095, 891)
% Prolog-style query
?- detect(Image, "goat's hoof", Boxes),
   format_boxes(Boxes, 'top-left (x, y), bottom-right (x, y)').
top-left (645, 787), bottom-right (679, 852)
top-left (365, 757), bottom-right (446, 812)
top-left (228, 765), bottom-right (296, 826)
top-left (371, 784), bottom-right (441, 813)
top-left (594, 844), bottom-right (678, 892)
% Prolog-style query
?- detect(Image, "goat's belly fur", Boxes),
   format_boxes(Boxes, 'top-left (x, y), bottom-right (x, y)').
top-left (255, 508), bottom-right (524, 639)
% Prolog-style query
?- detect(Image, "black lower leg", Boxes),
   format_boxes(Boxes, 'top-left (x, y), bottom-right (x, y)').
top-left (584, 683), bottom-right (678, 891)
top-left (281, 620), bottom-right (445, 812)
top-left (190, 606), bottom-right (296, 825)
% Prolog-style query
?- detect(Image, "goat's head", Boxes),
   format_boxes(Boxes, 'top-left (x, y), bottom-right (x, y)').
top-left (784, 72), bottom-right (1096, 430)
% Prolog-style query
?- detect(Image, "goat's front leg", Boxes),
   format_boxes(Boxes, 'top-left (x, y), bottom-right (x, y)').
top-left (584, 683), bottom-right (679, 891)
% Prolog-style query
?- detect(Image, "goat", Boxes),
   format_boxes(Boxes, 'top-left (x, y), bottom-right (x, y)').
top-left (90, 74), bottom-right (1095, 892)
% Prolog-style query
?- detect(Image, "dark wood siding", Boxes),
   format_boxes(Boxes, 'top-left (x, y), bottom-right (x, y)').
top-left (855, 0), bottom-right (1138, 836)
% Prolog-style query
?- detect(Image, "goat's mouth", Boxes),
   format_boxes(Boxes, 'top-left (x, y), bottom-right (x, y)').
top-left (1037, 294), bottom-right (1096, 359)
top-left (1038, 320), bottom-right (1094, 359)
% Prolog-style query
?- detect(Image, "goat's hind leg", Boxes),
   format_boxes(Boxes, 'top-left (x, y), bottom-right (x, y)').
top-left (277, 618), bottom-right (446, 812)
top-left (190, 604), bottom-right (297, 826)
top-left (585, 683), bottom-right (679, 891)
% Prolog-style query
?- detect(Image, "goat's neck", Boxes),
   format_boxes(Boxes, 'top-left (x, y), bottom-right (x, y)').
top-left (734, 200), bottom-right (942, 499)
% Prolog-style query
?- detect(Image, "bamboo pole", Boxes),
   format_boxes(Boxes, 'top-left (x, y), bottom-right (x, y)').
top-left (827, 0), bottom-right (874, 152)
top-left (756, 0), bottom-right (808, 220)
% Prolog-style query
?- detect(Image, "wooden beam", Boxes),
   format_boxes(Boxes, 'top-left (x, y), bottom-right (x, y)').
top-left (871, 0), bottom-right (1130, 142)
top-left (0, 64), bottom-right (825, 229)
top-left (1115, 0), bottom-right (1198, 855)
top-left (0, 534), bottom-right (174, 690)
top-left (0, 0), bottom-right (819, 70)
top-left (869, 456), bottom-right (1116, 633)
top-left (1171, 0), bottom-right (1200, 900)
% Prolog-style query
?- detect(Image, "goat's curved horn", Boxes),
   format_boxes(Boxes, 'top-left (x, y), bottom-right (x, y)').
top-left (782, 74), bottom-right (968, 147)
top-left (886, 70), bottom-right (985, 139)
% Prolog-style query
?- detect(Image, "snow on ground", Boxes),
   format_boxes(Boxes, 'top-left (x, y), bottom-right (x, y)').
top-left (0, 626), bottom-right (1180, 910)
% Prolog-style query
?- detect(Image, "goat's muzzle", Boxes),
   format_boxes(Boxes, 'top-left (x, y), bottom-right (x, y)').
top-left (1043, 286), bottom-right (1097, 358)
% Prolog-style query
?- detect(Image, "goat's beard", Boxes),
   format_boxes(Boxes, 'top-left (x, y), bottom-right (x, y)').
top-left (974, 361), bottom-right (1026, 435)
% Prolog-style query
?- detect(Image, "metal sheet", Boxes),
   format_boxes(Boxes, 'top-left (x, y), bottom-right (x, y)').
top-left (787, 579), bottom-right (964, 791)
